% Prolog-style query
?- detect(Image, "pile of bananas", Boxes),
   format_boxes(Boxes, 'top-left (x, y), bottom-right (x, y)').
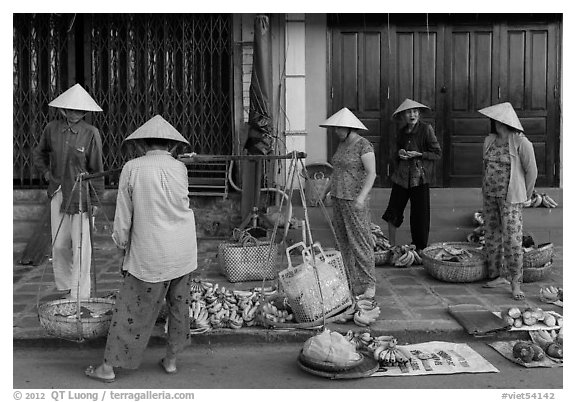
top-left (188, 280), bottom-right (295, 331)
top-left (353, 297), bottom-right (381, 327)
top-left (344, 331), bottom-right (412, 367)
top-left (260, 300), bottom-right (293, 324)
top-left (370, 223), bottom-right (391, 251)
top-left (390, 245), bottom-right (422, 267)
top-left (523, 191), bottom-right (559, 208)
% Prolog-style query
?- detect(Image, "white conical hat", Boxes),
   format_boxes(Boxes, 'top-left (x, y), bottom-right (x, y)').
top-left (478, 102), bottom-right (524, 132)
top-left (48, 83), bottom-right (102, 112)
top-left (123, 115), bottom-right (190, 145)
top-left (319, 107), bottom-right (368, 131)
top-left (392, 98), bottom-right (430, 120)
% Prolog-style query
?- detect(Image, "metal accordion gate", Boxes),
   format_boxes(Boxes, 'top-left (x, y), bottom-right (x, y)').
top-left (13, 13), bottom-right (233, 188)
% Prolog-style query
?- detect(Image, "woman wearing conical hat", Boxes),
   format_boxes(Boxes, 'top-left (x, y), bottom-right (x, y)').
top-left (478, 102), bottom-right (537, 300)
top-left (85, 115), bottom-right (197, 382)
top-left (32, 83), bottom-right (104, 301)
top-left (381, 99), bottom-right (442, 256)
top-left (320, 107), bottom-right (377, 300)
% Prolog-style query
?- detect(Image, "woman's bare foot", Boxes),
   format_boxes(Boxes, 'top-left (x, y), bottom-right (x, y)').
top-left (511, 282), bottom-right (525, 300)
top-left (482, 277), bottom-right (510, 288)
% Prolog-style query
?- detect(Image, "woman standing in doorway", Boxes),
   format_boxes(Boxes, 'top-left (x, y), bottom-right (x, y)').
top-left (382, 99), bottom-right (442, 255)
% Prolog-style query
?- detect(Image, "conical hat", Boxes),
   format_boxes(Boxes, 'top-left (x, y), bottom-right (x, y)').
top-left (48, 83), bottom-right (102, 112)
top-left (123, 115), bottom-right (190, 145)
top-left (319, 107), bottom-right (368, 131)
top-left (478, 102), bottom-right (524, 132)
top-left (392, 99), bottom-right (430, 120)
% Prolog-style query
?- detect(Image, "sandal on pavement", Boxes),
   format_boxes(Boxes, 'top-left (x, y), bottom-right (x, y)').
top-left (159, 358), bottom-right (178, 375)
top-left (84, 366), bottom-right (115, 383)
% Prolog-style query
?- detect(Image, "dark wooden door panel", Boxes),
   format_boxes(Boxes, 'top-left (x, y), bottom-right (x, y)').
top-left (329, 16), bottom-right (560, 188)
top-left (391, 27), bottom-right (443, 186)
top-left (445, 25), bottom-right (496, 187)
top-left (500, 23), bottom-right (559, 186)
top-left (330, 29), bottom-right (386, 186)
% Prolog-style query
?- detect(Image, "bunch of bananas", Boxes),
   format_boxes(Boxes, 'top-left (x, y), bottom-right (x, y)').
top-left (370, 223), bottom-right (391, 251)
top-left (260, 300), bottom-right (293, 324)
top-left (344, 331), bottom-right (412, 367)
top-left (539, 285), bottom-right (563, 304)
top-left (375, 345), bottom-right (413, 367)
top-left (190, 300), bottom-right (210, 330)
top-left (353, 298), bottom-right (381, 327)
top-left (390, 245), bottom-right (422, 267)
top-left (524, 191), bottom-right (559, 208)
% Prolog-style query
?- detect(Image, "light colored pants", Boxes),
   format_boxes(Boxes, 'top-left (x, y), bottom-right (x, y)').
top-left (50, 190), bottom-right (92, 299)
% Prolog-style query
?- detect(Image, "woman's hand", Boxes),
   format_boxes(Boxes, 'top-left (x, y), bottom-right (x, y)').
top-left (353, 196), bottom-right (365, 210)
top-left (399, 149), bottom-right (409, 160)
top-left (406, 150), bottom-right (422, 158)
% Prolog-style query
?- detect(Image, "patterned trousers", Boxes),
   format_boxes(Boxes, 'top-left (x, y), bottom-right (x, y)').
top-left (483, 195), bottom-right (524, 284)
top-left (332, 198), bottom-right (376, 296)
top-left (104, 272), bottom-right (193, 369)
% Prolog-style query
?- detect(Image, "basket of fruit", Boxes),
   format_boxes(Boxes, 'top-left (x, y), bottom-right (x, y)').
top-left (38, 298), bottom-right (115, 341)
top-left (422, 242), bottom-right (487, 283)
top-left (523, 243), bottom-right (554, 268)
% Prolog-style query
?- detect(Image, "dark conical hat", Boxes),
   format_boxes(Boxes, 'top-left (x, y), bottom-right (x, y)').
top-left (48, 83), bottom-right (102, 112)
top-left (319, 107), bottom-right (368, 131)
top-left (478, 102), bottom-right (524, 132)
top-left (392, 98), bottom-right (430, 120)
top-left (123, 115), bottom-right (190, 145)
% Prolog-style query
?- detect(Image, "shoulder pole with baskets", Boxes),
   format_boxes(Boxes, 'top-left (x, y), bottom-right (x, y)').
top-left (37, 171), bottom-right (117, 342)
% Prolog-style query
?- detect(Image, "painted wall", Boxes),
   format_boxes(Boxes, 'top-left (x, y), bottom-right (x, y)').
top-left (304, 14), bottom-right (329, 165)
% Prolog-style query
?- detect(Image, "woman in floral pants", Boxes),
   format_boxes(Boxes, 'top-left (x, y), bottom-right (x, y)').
top-left (319, 107), bottom-right (377, 299)
top-left (479, 103), bottom-right (537, 300)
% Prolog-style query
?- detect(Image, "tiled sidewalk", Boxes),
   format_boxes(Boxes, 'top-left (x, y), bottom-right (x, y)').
top-left (13, 238), bottom-right (563, 345)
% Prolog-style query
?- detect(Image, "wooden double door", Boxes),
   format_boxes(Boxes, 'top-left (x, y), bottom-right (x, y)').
top-left (328, 14), bottom-right (561, 188)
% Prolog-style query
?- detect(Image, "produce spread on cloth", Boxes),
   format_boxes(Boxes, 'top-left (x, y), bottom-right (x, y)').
top-left (172, 198), bottom-right (563, 379)
top-left (297, 330), bottom-right (499, 377)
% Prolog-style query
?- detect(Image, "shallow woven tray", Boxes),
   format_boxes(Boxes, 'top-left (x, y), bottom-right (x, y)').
top-left (523, 261), bottom-right (553, 283)
top-left (299, 350), bottom-right (365, 372)
top-left (297, 353), bottom-right (379, 379)
top-left (38, 298), bottom-right (115, 341)
top-left (374, 250), bottom-right (391, 266)
top-left (524, 243), bottom-right (554, 268)
top-left (422, 242), bottom-right (487, 283)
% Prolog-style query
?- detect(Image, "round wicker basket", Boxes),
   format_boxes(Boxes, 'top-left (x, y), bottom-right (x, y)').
top-left (38, 298), bottom-right (115, 341)
top-left (422, 242), bottom-right (487, 283)
top-left (374, 249), bottom-right (391, 266)
top-left (523, 243), bottom-right (554, 268)
top-left (523, 261), bottom-right (553, 283)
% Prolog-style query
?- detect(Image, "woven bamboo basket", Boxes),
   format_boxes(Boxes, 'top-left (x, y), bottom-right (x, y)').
top-left (523, 261), bottom-right (553, 283)
top-left (38, 298), bottom-right (115, 341)
top-left (218, 241), bottom-right (279, 283)
top-left (523, 243), bottom-right (554, 268)
top-left (374, 249), bottom-right (391, 266)
top-left (422, 242), bottom-right (487, 283)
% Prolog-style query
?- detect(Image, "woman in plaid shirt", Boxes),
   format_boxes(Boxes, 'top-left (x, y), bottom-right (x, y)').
top-left (85, 115), bottom-right (197, 382)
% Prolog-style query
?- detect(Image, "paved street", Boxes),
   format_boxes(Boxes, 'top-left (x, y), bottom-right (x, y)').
top-left (13, 342), bottom-right (563, 391)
